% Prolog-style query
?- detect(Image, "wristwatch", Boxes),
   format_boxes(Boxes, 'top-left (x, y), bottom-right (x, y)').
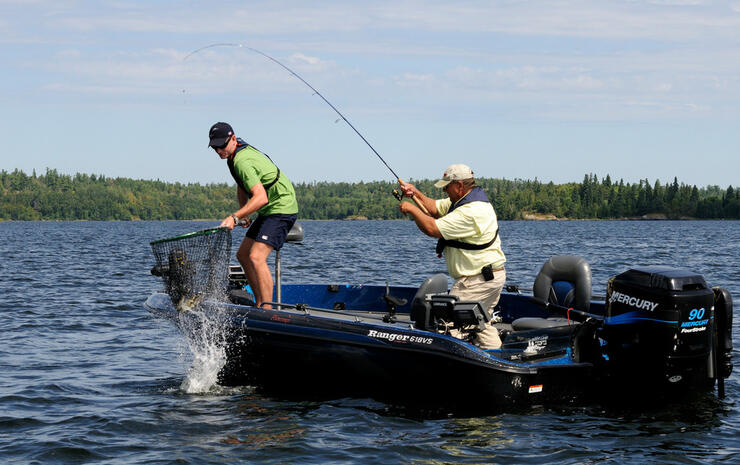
top-left (231, 214), bottom-right (240, 225)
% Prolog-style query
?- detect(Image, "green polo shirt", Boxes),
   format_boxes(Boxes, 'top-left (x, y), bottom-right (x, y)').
top-left (232, 145), bottom-right (298, 216)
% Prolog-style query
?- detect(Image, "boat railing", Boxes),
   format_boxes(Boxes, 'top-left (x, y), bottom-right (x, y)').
top-left (504, 284), bottom-right (605, 301)
top-left (256, 300), bottom-right (414, 326)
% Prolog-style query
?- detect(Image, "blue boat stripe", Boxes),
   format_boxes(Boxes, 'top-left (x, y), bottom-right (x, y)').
top-left (605, 311), bottom-right (677, 325)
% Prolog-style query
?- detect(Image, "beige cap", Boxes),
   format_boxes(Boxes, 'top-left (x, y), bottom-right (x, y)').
top-left (434, 164), bottom-right (474, 188)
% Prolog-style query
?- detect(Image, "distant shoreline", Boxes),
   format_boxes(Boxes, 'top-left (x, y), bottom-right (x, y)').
top-left (4, 216), bottom-right (738, 223)
top-left (2, 169), bottom-right (737, 221)
top-left (519, 212), bottom-right (704, 221)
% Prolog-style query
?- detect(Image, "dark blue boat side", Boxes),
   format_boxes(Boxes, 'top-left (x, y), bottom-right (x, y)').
top-left (148, 283), bottom-right (596, 408)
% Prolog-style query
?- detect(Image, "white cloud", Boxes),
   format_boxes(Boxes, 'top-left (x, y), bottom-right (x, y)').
top-left (2, 0), bottom-right (738, 126)
top-left (395, 72), bottom-right (435, 86)
top-left (291, 53), bottom-right (321, 66)
top-left (9, 0), bottom-right (737, 43)
top-left (645, 0), bottom-right (706, 5)
top-left (54, 49), bottom-right (81, 59)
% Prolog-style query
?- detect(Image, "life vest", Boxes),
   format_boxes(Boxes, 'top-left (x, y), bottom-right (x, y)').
top-left (435, 186), bottom-right (499, 257)
top-left (226, 138), bottom-right (281, 194)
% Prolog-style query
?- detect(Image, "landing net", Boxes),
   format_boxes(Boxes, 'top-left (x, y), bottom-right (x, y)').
top-left (150, 227), bottom-right (232, 309)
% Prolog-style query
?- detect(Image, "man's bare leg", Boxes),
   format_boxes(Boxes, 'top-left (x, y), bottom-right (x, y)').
top-left (237, 238), bottom-right (275, 308)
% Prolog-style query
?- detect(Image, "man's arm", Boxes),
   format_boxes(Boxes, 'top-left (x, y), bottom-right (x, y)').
top-left (237, 185), bottom-right (249, 207)
top-left (399, 182), bottom-right (439, 218)
top-left (400, 201), bottom-right (442, 238)
top-left (221, 183), bottom-right (269, 229)
top-left (236, 183), bottom-right (268, 217)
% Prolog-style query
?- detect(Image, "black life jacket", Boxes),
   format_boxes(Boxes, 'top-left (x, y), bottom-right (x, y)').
top-left (226, 138), bottom-right (281, 194)
top-left (435, 186), bottom-right (499, 257)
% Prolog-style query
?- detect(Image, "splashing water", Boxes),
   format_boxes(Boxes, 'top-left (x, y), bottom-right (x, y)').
top-left (150, 226), bottom-right (237, 393)
top-left (177, 302), bottom-right (229, 393)
top-left (176, 258), bottom-right (234, 394)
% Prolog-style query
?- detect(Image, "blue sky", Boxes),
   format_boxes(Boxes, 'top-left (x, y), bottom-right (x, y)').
top-left (1, 0), bottom-right (738, 188)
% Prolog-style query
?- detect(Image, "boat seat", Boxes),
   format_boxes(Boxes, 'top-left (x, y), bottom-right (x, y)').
top-left (511, 316), bottom-right (570, 330)
top-left (410, 274), bottom-right (449, 329)
top-left (511, 256), bottom-right (592, 331)
top-left (411, 274), bottom-right (448, 303)
top-left (285, 222), bottom-right (304, 244)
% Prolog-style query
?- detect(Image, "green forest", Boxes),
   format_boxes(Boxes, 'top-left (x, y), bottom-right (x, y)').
top-left (1, 168), bottom-right (738, 221)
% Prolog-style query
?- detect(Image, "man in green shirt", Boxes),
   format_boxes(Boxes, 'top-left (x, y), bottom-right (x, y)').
top-left (400, 164), bottom-right (506, 349)
top-left (208, 122), bottom-right (298, 309)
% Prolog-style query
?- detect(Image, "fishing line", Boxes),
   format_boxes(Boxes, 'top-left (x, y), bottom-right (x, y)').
top-left (184, 43), bottom-right (402, 181)
top-left (185, 43), bottom-right (431, 214)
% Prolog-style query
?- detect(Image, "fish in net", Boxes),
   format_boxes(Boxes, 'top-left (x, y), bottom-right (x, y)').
top-left (150, 227), bottom-right (232, 311)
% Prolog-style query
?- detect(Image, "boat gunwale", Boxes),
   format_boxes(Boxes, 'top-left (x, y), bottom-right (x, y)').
top-left (146, 292), bottom-right (592, 375)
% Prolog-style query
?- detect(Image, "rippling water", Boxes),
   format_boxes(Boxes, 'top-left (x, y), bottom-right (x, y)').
top-left (1, 220), bottom-right (738, 464)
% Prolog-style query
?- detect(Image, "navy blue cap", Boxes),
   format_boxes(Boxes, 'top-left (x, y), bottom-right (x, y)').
top-left (208, 122), bottom-right (234, 147)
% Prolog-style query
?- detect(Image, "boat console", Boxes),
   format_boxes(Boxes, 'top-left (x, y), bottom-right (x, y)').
top-left (411, 294), bottom-right (490, 332)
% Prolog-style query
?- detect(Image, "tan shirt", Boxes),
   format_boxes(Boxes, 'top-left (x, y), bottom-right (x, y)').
top-left (434, 198), bottom-right (506, 279)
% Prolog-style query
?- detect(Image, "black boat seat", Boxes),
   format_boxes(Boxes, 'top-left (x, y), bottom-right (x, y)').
top-left (512, 256), bottom-right (592, 330)
top-left (412, 274), bottom-right (448, 303)
top-left (410, 274), bottom-right (449, 328)
top-left (286, 222), bottom-right (304, 243)
top-left (511, 316), bottom-right (570, 330)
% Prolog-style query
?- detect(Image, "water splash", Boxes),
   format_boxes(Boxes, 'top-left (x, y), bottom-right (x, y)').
top-left (175, 247), bottom-right (234, 394)
top-left (149, 226), bottom-right (236, 393)
top-left (177, 303), bottom-right (228, 394)
top-left (178, 250), bottom-right (234, 394)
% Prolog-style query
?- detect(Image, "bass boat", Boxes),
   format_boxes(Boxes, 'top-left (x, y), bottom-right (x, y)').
top-left (146, 224), bottom-right (733, 409)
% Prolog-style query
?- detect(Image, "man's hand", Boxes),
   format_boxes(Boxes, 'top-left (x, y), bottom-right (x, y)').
top-left (399, 201), bottom-right (416, 216)
top-left (399, 181), bottom-right (416, 198)
top-left (220, 215), bottom-right (251, 230)
top-left (220, 215), bottom-right (237, 230)
top-left (399, 201), bottom-right (441, 238)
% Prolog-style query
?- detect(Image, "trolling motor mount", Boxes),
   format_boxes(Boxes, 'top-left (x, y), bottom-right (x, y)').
top-left (382, 282), bottom-right (407, 323)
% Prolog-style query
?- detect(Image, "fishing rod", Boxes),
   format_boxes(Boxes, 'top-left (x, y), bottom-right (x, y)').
top-left (184, 43), bottom-right (430, 214)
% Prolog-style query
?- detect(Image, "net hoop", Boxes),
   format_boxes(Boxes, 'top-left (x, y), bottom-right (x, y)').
top-left (150, 227), bottom-right (228, 246)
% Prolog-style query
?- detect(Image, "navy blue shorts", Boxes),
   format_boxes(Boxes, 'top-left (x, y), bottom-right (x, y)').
top-left (245, 213), bottom-right (298, 250)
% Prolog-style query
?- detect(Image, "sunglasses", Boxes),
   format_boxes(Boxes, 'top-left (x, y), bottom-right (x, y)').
top-left (212, 136), bottom-right (232, 150)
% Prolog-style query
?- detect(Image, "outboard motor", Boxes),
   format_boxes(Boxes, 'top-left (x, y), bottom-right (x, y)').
top-left (713, 287), bottom-right (734, 396)
top-left (603, 266), bottom-right (718, 390)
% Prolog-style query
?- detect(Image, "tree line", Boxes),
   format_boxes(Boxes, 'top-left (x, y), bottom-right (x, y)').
top-left (1, 168), bottom-right (738, 221)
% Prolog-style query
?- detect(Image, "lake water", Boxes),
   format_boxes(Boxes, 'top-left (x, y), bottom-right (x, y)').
top-left (1, 220), bottom-right (738, 464)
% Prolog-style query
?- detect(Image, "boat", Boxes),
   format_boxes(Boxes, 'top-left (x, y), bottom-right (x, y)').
top-left (145, 224), bottom-right (733, 410)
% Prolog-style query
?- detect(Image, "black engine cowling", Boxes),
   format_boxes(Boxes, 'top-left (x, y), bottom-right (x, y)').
top-left (603, 266), bottom-right (718, 388)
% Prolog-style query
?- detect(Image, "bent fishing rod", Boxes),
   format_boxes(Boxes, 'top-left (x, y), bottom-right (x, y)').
top-left (184, 43), bottom-right (430, 214)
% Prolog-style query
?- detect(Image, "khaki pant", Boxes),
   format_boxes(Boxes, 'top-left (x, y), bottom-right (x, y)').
top-left (450, 268), bottom-right (506, 349)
